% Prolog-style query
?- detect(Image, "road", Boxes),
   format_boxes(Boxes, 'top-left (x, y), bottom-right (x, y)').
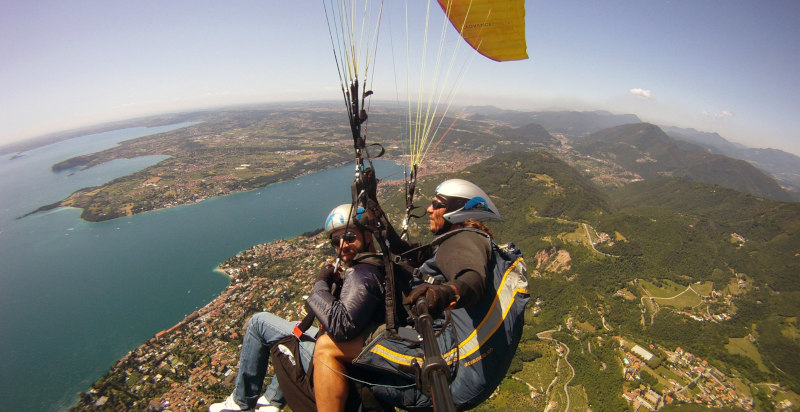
top-left (582, 223), bottom-right (619, 257)
top-left (537, 328), bottom-right (576, 411)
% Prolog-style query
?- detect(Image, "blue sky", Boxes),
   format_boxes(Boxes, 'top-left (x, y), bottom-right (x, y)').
top-left (2, 1), bottom-right (798, 155)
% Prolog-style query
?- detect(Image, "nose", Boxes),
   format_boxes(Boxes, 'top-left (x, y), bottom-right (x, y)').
top-left (426, 203), bottom-right (435, 214)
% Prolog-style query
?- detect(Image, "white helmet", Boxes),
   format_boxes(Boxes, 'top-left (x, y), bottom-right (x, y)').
top-left (324, 204), bottom-right (368, 236)
top-left (434, 179), bottom-right (501, 224)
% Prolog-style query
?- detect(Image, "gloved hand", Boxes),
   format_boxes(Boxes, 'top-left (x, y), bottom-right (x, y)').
top-left (405, 283), bottom-right (458, 318)
top-left (316, 264), bottom-right (337, 287)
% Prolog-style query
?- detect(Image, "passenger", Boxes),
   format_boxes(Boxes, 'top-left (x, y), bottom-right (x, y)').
top-left (209, 204), bottom-right (385, 412)
top-left (315, 179), bottom-right (504, 411)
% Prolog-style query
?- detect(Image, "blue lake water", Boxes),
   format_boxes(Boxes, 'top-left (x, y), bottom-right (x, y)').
top-left (0, 125), bottom-right (403, 411)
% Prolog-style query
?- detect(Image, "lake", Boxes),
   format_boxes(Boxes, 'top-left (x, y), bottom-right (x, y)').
top-left (0, 125), bottom-right (403, 411)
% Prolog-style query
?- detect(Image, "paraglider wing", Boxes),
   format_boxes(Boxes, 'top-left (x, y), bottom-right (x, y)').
top-left (437, 0), bottom-right (528, 61)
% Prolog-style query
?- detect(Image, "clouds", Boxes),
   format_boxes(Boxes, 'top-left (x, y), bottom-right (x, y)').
top-left (705, 110), bottom-right (733, 119)
top-left (703, 110), bottom-right (734, 118)
top-left (630, 88), bottom-right (653, 99)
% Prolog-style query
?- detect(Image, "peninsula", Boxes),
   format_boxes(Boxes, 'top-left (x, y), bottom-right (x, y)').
top-left (31, 104), bottom-right (493, 222)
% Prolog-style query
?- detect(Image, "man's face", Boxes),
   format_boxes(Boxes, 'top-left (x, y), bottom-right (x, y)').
top-left (426, 196), bottom-right (447, 234)
top-left (330, 227), bottom-right (366, 265)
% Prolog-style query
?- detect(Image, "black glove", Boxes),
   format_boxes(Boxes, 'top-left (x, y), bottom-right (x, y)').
top-left (405, 283), bottom-right (458, 318)
top-left (316, 264), bottom-right (337, 287)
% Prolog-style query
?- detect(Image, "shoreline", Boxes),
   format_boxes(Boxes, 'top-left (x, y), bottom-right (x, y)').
top-left (212, 266), bottom-right (230, 279)
top-left (29, 149), bottom-right (485, 223)
top-left (73, 234), bottom-right (326, 410)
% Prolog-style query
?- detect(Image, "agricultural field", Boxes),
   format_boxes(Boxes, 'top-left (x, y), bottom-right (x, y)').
top-left (691, 281), bottom-right (714, 296)
top-left (475, 378), bottom-right (538, 411)
top-left (557, 223), bottom-right (588, 245)
top-left (639, 279), bottom-right (688, 298)
top-left (514, 341), bottom-right (559, 393)
top-left (639, 279), bottom-right (705, 309)
top-left (567, 385), bottom-right (589, 410)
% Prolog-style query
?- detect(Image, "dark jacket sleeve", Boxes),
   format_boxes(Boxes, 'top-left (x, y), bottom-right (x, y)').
top-left (306, 263), bottom-right (385, 341)
top-left (435, 230), bottom-right (492, 308)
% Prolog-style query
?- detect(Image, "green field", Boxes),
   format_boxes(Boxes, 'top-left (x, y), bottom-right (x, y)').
top-left (725, 337), bottom-right (769, 372)
top-left (639, 279), bottom-right (686, 298)
top-left (516, 341), bottom-right (559, 392)
top-left (474, 378), bottom-right (538, 411)
top-left (691, 281), bottom-right (714, 296)
top-left (640, 279), bottom-right (703, 309)
top-left (559, 224), bottom-right (589, 246)
top-left (567, 385), bottom-right (589, 411)
top-left (656, 365), bottom-right (688, 387)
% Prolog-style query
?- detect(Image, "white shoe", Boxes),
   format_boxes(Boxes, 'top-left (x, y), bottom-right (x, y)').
top-left (208, 394), bottom-right (252, 412)
top-left (255, 396), bottom-right (281, 412)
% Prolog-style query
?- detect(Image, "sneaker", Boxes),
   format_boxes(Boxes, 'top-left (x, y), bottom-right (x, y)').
top-left (255, 396), bottom-right (281, 412)
top-left (208, 394), bottom-right (252, 412)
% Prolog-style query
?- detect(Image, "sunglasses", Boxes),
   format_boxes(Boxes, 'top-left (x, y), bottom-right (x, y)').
top-left (330, 231), bottom-right (358, 248)
top-left (430, 199), bottom-right (447, 210)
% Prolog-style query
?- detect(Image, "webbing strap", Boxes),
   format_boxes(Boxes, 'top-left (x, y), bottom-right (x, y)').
top-left (366, 198), bottom-right (397, 331)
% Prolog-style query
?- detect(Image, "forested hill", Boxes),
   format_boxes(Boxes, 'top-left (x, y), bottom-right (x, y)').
top-left (411, 151), bottom-right (800, 403)
top-left (572, 123), bottom-right (794, 202)
top-left (610, 177), bottom-right (800, 291)
top-left (662, 125), bottom-right (800, 196)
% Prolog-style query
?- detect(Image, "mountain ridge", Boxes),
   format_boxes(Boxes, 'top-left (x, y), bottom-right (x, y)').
top-left (572, 123), bottom-right (794, 202)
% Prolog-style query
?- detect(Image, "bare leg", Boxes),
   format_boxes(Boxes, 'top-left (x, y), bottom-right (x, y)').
top-left (313, 333), bottom-right (365, 412)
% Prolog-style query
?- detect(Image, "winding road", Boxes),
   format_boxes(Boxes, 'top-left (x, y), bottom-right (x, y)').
top-left (537, 328), bottom-right (576, 411)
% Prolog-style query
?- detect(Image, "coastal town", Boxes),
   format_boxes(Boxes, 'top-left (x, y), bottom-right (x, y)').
top-left (71, 234), bottom-right (329, 411)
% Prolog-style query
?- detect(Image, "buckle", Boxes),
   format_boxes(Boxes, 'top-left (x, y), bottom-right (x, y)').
top-left (292, 324), bottom-right (303, 339)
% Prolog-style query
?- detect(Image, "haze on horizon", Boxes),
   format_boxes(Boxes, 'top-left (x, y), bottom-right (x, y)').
top-left (2, 1), bottom-right (798, 156)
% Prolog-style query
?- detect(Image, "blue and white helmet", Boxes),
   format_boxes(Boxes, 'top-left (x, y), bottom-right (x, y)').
top-left (435, 179), bottom-right (501, 224)
top-left (324, 204), bottom-right (368, 236)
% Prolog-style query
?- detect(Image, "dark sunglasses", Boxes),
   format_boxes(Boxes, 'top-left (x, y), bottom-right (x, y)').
top-left (430, 199), bottom-right (447, 210)
top-left (330, 231), bottom-right (358, 248)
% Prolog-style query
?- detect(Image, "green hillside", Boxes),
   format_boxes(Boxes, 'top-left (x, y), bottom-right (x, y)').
top-left (574, 123), bottom-right (793, 202)
top-left (438, 152), bottom-right (800, 408)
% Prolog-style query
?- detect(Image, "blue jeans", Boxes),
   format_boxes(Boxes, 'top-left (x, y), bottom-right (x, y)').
top-left (232, 312), bottom-right (317, 408)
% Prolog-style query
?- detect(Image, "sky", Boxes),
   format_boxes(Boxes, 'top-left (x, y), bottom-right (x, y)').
top-left (2, 0), bottom-right (799, 155)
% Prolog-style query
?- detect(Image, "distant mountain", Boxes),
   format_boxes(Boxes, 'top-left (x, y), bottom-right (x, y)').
top-left (660, 126), bottom-right (744, 152)
top-left (573, 123), bottom-right (794, 202)
top-left (493, 123), bottom-right (561, 149)
top-left (662, 125), bottom-right (800, 198)
top-left (464, 106), bottom-right (641, 137)
top-left (469, 150), bottom-right (612, 220)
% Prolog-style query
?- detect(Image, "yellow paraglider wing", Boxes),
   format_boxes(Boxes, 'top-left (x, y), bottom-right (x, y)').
top-left (438, 0), bottom-right (528, 61)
